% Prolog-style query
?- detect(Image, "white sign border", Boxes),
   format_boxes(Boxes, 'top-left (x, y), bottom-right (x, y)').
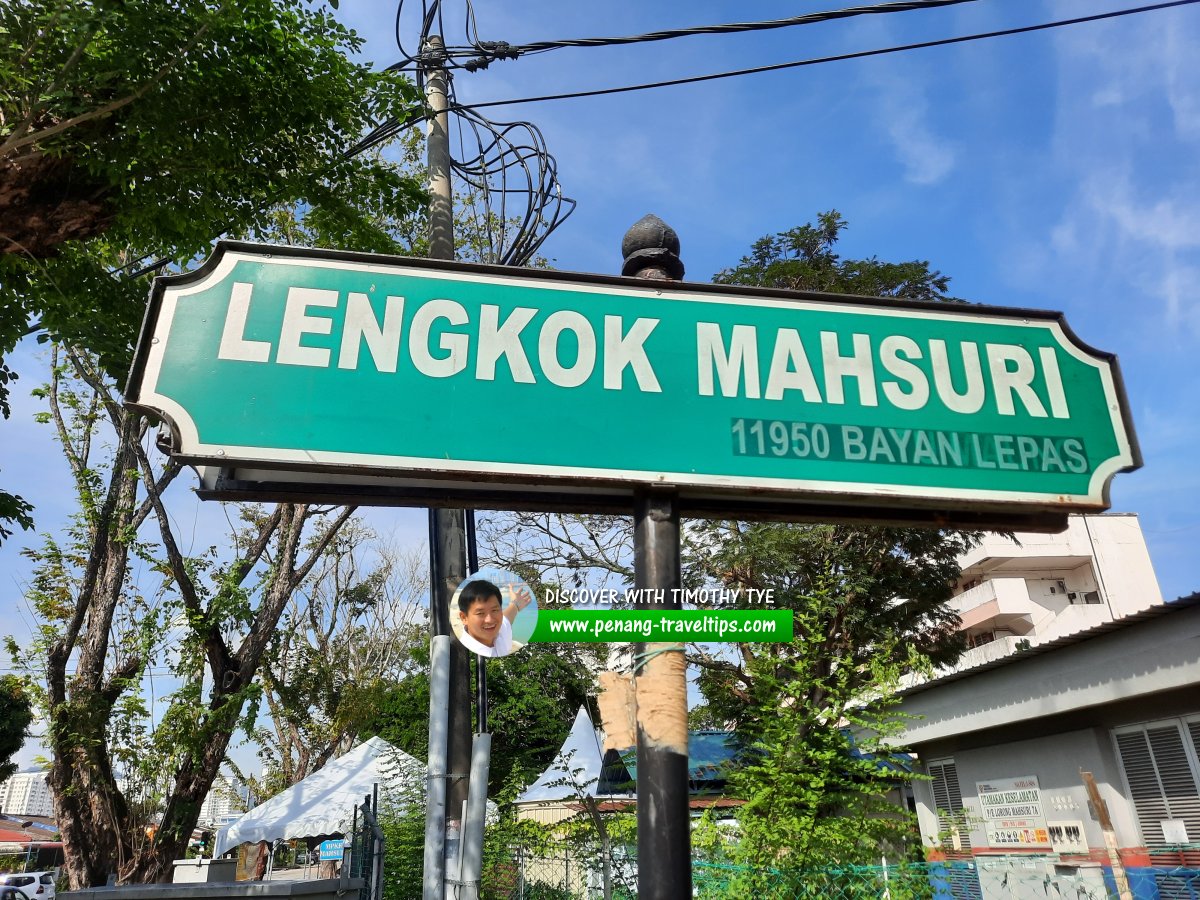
top-left (128, 243), bottom-right (1140, 513)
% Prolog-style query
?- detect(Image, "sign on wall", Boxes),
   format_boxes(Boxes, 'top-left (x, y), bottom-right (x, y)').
top-left (976, 775), bottom-right (1051, 849)
top-left (127, 242), bottom-right (1139, 527)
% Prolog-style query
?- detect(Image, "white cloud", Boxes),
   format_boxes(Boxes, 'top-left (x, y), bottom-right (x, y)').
top-left (1038, 9), bottom-right (1200, 339)
top-left (1052, 8), bottom-right (1200, 148)
top-left (1082, 172), bottom-right (1200, 252)
top-left (841, 9), bottom-right (959, 186)
top-left (1091, 86), bottom-right (1123, 109)
top-left (1161, 260), bottom-right (1200, 336)
top-left (1063, 171), bottom-right (1200, 338)
top-left (1160, 11), bottom-right (1200, 140)
top-left (880, 96), bottom-right (958, 185)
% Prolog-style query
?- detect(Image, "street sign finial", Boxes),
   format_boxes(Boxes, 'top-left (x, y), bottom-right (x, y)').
top-left (622, 214), bottom-right (684, 280)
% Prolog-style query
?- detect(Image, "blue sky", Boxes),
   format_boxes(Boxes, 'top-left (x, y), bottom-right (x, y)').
top-left (2, 0), bottom-right (1198, 767)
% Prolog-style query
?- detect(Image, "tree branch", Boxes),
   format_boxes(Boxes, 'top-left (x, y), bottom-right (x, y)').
top-left (53, 412), bottom-right (138, 680)
top-left (99, 654), bottom-right (143, 709)
top-left (130, 434), bottom-right (201, 615)
top-left (46, 348), bottom-right (86, 480)
top-left (1, 18), bottom-right (216, 158)
top-left (130, 459), bottom-right (182, 532)
top-left (292, 506), bottom-right (357, 587)
top-left (228, 506), bottom-right (285, 589)
top-left (2, 17), bottom-right (102, 156)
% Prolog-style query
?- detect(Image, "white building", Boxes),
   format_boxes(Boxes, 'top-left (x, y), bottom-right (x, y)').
top-left (945, 512), bottom-right (1163, 672)
top-left (0, 770), bottom-right (54, 817)
top-left (198, 774), bottom-right (246, 827)
top-left (894, 595), bottom-right (1200, 897)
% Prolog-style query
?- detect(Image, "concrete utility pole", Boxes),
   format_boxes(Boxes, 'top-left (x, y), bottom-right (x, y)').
top-left (622, 215), bottom-right (692, 899)
top-left (422, 35), bottom-right (473, 900)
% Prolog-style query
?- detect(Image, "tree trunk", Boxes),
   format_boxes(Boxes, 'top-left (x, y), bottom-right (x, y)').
top-left (0, 150), bottom-right (113, 257)
top-left (120, 683), bottom-right (245, 883)
top-left (48, 691), bottom-right (135, 887)
top-left (36, 371), bottom-right (355, 886)
top-left (49, 744), bottom-right (130, 887)
top-left (46, 415), bottom-right (141, 889)
top-left (118, 505), bottom-right (352, 883)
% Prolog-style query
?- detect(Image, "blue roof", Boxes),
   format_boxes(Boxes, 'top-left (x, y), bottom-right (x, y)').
top-left (611, 730), bottom-right (741, 794)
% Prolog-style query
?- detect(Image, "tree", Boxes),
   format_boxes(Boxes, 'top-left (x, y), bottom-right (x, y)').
top-left (712, 210), bottom-right (959, 302)
top-left (0, 0), bottom-right (423, 542)
top-left (21, 350), bottom-right (357, 886)
top-left (0, 0), bottom-right (416, 259)
top-left (0, 675), bottom-right (33, 782)
top-left (253, 528), bottom-right (427, 798)
top-left (479, 513), bottom-right (634, 588)
top-left (684, 213), bottom-right (981, 868)
top-left (686, 521), bottom-right (975, 734)
top-left (688, 527), bottom-right (970, 874)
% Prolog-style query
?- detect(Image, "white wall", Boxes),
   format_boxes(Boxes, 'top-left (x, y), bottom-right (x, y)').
top-left (913, 728), bottom-right (1140, 851)
top-left (1084, 514), bottom-right (1165, 613)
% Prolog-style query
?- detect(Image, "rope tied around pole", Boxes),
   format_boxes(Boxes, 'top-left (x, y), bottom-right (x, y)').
top-left (631, 643), bottom-right (686, 674)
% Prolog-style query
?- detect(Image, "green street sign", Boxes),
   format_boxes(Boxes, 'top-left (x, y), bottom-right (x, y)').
top-left (127, 242), bottom-right (1139, 528)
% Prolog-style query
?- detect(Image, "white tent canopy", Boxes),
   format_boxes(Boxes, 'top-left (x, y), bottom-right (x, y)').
top-left (216, 736), bottom-right (420, 856)
top-left (516, 706), bottom-right (609, 804)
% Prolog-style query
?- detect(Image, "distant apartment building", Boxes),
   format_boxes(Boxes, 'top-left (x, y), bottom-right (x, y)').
top-left (946, 512), bottom-right (1163, 673)
top-left (0, 770), bottom-right (53, 817)
top-left (198, 774), bottom-right (246, 827)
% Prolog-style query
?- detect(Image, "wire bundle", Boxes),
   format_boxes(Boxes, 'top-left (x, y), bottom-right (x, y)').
top-left (371, 0), bottom-right (576, 267)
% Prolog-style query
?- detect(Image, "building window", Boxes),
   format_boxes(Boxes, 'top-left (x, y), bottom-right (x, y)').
top-left (1113, 718), bottom-right (1200, 851)
top-left (928, 758), bottom-right (972, 852)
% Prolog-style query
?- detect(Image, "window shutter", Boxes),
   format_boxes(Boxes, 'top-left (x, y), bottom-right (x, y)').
top-left (929, 759), bottom-right (972, 851)
top-left (929, 760), bottom-right (962, 813)
top-left (1115, 722), bottom-right (1200, 848)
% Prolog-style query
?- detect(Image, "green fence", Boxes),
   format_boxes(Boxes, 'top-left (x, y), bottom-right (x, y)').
top-left (479, 847), bottom-right (1200, 900)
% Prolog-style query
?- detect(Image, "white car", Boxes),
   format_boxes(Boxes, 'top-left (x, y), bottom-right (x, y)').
top-left (1, 873), bottom-right (55, 900)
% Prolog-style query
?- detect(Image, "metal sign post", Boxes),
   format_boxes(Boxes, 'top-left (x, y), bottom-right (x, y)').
top-left (623, 216), bottom-right (691, 898)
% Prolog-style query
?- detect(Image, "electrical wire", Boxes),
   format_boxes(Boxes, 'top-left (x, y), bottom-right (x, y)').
top-left (453, 0), bottom-right (1200, 113)
top-left (381, 0), bottom-right (577, 266)
top-left (502, 0), bottom-right (980, 56)
top-left (387, 0), bottom-right (984, 72)
top-left (387, 0), bottom-right (513, 73)
top-left (448, 89), bottom-right (576, 265)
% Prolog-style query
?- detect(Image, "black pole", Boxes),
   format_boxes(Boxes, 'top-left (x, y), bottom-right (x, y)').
top-left (622, 215), bottom-right (692, 899)
top-left (465, 511), bottom-right (488, 734)
top-left (428, 508), bottom-right (473, 821)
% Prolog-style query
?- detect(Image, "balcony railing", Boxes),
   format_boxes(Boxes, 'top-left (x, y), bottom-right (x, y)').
top-left (950, 577), bottom-right (1033, 618)
top-left (945, 635), bottom-right (1024, 673)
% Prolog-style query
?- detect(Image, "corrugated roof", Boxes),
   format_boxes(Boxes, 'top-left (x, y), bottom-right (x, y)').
top-left (899, 592), bottom-right (1200, 698)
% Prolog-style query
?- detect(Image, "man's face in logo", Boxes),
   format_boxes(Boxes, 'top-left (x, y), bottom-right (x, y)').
top-left (459, 594), bottom-right (503, 646)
